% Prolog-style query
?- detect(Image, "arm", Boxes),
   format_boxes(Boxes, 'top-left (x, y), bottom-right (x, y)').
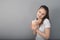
top-left (32, 21), bottom-right (37, 35)
top-left (36, 28), bottom-right (51, 39)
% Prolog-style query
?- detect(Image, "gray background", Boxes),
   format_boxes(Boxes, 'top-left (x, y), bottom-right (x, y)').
top-left (0, 0), bottom-right (60, 39)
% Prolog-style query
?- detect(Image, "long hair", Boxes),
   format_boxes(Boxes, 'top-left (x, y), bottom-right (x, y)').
top-left (36, 5), bottom-right (49, 27)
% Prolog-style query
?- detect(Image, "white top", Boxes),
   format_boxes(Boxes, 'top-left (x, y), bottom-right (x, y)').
top-left (35, 18), bottom-right (51, 40)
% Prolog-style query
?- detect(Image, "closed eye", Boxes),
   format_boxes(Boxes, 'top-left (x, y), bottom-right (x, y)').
top-left (39, 11), bottom-right (41, 13)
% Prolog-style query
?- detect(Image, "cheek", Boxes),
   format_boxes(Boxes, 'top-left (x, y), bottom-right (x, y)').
top-left (37, 13), bottom-right (39, 16)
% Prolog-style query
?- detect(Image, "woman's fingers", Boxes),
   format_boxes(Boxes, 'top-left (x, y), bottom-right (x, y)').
top-left (32, 20), bottom-right (39, 31)
top-left (33, 26), bottom-right (37, 30)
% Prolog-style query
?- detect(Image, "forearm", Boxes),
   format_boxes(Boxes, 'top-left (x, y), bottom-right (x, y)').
top-left (36, 29), bottom-right (50, 39)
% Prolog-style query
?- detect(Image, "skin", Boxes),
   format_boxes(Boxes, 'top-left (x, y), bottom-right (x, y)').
top-left (32, 7), bottom-right (51, 40)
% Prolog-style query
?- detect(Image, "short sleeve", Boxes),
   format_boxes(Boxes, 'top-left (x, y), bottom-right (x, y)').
top-left (43, 18), bottom-right (51, 28)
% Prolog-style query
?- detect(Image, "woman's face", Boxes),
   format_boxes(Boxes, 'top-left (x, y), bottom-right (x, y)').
top-left (37, 7), bottom-right (46, 19)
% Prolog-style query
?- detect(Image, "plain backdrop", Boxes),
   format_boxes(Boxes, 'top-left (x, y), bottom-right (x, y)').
top-left (0, 0), bottom-right (60, 39)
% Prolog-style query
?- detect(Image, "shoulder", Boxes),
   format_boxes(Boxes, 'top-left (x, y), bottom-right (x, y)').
top-left (43, 18), bottom-right (51, 28)
top-left (43, 18), bottom-right (50, 23)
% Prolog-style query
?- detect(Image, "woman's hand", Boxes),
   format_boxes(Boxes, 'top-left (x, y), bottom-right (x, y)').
top-left (32, 25), bottom-right (37, 31)
top-left (32, 20), bottom-right (38, 35)
top-left (32, 20), bottom-right (39, 31)
top-left (32, 18), bottom-right (42, 30)
top-left (32, 20), bottom-right (36, 31)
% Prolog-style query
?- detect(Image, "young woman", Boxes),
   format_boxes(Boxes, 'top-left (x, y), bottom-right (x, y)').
top-left (32, 5), bottom-right (51, 40)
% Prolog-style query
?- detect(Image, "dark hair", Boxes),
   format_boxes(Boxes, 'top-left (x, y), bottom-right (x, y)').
top-left (36, 5), bottom-right (49, 26)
